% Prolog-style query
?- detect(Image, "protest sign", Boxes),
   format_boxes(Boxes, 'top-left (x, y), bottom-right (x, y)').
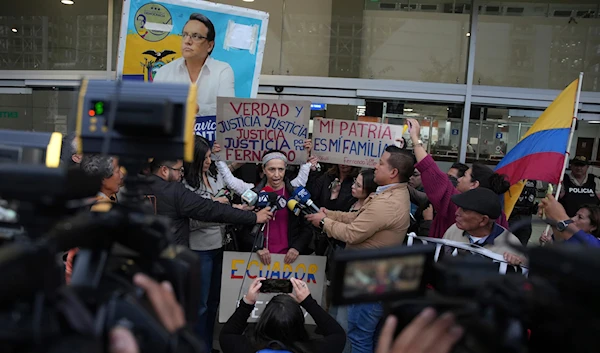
top-left (215, 98), bottom-right (311, 165)
top-left (312, 118), bottom-right (405, 168)
top-left (219, 252), bottom-right (326, 324)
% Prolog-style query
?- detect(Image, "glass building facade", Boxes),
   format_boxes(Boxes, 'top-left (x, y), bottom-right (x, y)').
top-left (1, 0), bottom-right (599, 165)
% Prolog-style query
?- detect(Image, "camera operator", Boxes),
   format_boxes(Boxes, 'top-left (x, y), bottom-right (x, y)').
top-left (305, 145), bottom-right (413, 353)
top-left (144, 159), bottom-right (273, 246)
top-left (442, 188), bottom-right (525, 265)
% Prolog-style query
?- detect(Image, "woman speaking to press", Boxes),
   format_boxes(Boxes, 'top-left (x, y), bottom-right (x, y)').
top-left (212, 143), bottom-right (317, 265)
top-left (219, 277), bottom-right (346, 353)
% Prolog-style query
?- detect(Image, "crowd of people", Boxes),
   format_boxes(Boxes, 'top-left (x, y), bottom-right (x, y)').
top-left (55, 13), bottom-right (600, 353)
top-left (59, 111), bottom-right (600, 353)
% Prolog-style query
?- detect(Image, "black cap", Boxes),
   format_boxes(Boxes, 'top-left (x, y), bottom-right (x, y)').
top-left (451, 188), bottom-right (501, 219)
top-left (570, 156), bottom-right (589, 166)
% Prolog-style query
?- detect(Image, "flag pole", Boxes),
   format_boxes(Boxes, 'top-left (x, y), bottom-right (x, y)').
top-left (543, 72), bottom-right (584, 237)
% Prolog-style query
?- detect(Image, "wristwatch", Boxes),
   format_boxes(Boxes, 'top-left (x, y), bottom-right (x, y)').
top-left (556, 219), bottom-right (574, 232)
top-left (320, 218), bottom-right (326, 230)
top-left (414, 139), bottom-right (424, 147)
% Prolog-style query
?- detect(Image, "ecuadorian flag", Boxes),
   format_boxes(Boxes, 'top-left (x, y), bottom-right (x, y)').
top-left (495, 78), bottom-right (579, 217)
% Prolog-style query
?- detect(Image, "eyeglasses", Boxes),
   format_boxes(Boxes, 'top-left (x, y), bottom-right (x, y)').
top-left (164, 165), bottom-right (184, 174)
top-left (182, 32), bottom-right (208, 42)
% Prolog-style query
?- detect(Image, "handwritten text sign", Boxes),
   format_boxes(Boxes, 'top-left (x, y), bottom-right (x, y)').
top-left (219, 252), bottom-right (326, 324)
top-left (215, 97), bottom-right (311, 165)
top-left (194, 116), bottom-right (217, 143)
top-left (312, 118), bottom-right (405, 168)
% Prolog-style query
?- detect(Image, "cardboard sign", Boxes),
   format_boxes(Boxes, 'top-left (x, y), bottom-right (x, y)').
top-left (219, 252), bottom-right (327, 324)
top-left (215, 98), bottom-right (311, 165)
top-left (312, 118), bottom-right (405, 168)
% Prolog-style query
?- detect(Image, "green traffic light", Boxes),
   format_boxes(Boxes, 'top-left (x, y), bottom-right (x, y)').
top-left (95, 101), bottom-right (104, 115)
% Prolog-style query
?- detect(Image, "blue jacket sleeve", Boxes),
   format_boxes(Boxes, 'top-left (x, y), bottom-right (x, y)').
top-left (564, 230), bottom-right (600, 247)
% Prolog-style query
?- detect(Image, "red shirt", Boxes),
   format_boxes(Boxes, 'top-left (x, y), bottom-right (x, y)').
top-left (265, 188), bottom-right (289, 254)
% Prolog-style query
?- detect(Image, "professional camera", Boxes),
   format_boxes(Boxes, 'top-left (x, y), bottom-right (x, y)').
top-left (331, 238), bottom-right (600, 353)
top-left (0, 79), bottom-right (205, 353)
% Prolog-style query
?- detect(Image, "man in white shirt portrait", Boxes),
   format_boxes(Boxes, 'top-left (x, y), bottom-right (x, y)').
top-left (153, 13), bottom-right (235, 116)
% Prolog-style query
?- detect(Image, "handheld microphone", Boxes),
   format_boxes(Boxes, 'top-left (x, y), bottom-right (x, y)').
top-left (215, 188), bottom-right (232, 202)
top-left (251, 187), bottom-right (277, 242)
top-left (241, 189), bottom-right (258, 206)
top-left (287, 199), bottom-right (316, 217)
top-left (291, 186), bottom-right (320, 213)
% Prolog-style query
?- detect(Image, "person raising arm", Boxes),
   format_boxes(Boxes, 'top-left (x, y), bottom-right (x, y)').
top-left (406, 118), bottom-right (510, 239)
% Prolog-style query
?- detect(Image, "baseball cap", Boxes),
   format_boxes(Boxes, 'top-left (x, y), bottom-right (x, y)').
top-left (570, 156), bottom-right (588, 166)
top-left (451, 188), bottom-right (502, 219)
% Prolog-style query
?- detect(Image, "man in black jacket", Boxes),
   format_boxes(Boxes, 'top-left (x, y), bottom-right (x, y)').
top-left (144, 159), bottom-right (273, 246)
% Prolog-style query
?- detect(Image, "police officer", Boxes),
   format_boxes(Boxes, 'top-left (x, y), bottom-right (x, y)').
top-left (559, 156), bottom-right (600, 217)
top-left (508, 180), bottom-right (538, 246)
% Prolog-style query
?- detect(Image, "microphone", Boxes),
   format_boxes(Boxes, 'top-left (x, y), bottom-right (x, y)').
top-left (287, 199), bottom-right (313, 217)
top-left (215, 188), bottom-right (232, 202)
top-left (291, 186), bottom-right (320, 213)
top-left (241, 189), bottom-right (258, 206)
top-left (255, 186), bottom-right (275, 209)
top-left (287, 199), bottom-right (317, 217)
top-left (250, 187), bottom-right (277, 242)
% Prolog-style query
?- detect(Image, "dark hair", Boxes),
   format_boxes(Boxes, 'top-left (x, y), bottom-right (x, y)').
top-left (149, 159), bottom-right (177, 174)
top-left (359, 169), bottom-right (378, 196)
top-left (326, 165), bottom-right (360, 180)
top-left (184, 136), bottom-right (216, 189)
top-left (470, 163), bottom-right (510, 195)
top-left (80, 154), bottom-right (114, 180)
top-left (187, 13), bottom-right (216, 54)
top-left (252, 295), bottom-right (310, 353)
top-left (579, 204), bottom-right (600, 238)
top-left (450, 162), bottom-right (469, 178)
top-left (384, 145), bottom-right (414, 183)
top-left (60, 133), bottom-right (78, 167)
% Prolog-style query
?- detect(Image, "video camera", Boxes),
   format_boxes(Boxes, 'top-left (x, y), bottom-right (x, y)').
top-left (331, 235), bottom-right (600, 353)
top-left (0, 79), bottom-right (204, 353)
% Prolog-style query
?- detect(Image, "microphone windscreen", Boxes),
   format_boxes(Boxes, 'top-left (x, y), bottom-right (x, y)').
top-left (287, 199), bottom-right (299, 211)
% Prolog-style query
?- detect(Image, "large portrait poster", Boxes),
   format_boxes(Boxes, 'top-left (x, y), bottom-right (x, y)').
top-left (116, 0), bottom-right (268, 139)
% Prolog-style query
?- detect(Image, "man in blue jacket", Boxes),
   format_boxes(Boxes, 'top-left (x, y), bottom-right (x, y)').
top-left (539, 194), bottom-right (600, 247)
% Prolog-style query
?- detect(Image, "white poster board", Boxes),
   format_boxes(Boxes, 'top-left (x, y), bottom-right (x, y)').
top-left (219, 252), bottom-right (327, 325)
top-left (215, 97), bottom-right (311, 165)
top-left (312, 118), bottom-right (405, 168)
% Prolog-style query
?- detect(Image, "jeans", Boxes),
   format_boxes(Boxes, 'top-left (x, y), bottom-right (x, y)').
top-left (193, 248), bottom-right (223, 352)
top-left (330, 305), bottom-right (351, 353)
top-left (347, 302), bottom-right (384, 353)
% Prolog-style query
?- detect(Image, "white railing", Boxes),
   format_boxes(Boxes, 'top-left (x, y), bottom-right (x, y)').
top-left (406, 233), bottom-right (529, 276)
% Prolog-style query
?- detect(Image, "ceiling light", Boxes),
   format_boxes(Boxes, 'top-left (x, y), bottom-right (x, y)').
top-left (403, 108), bottom-right (413, 112)
top-left (243, 0), bottom-right (254, 2)
top-left (11, 28), bottom-right (17, 33)
top-left (466, 32), bottom-right (471, 37)
top-left (61, 0), bottom-right (74, 4)
top-left (588, 121), bottom-right (600, 124)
